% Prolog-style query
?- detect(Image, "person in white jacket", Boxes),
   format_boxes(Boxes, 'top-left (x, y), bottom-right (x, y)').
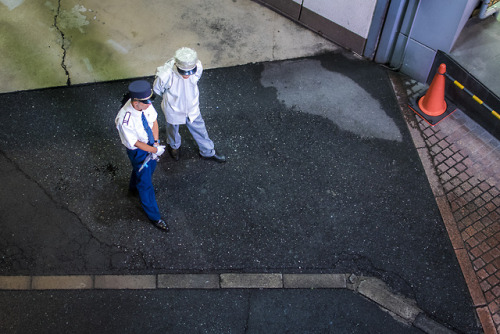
top-left (153, 47), bottom-right (226, 163)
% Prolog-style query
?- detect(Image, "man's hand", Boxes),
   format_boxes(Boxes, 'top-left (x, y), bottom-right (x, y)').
top-left (155, 145), bottom-right (166, 156)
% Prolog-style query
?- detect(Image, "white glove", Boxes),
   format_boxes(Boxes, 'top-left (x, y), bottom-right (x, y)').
top-left (155, 145), bottom-right (166, 157)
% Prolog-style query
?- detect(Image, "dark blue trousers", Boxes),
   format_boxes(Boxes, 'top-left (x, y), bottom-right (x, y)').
top-left (127, 148), bottom-right (161, 221)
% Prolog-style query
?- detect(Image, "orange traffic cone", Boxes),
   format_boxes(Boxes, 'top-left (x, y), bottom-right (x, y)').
top-left (418, 64), bottom-right (447, 116)
top-left (409, 63), bottom-right (456, 125)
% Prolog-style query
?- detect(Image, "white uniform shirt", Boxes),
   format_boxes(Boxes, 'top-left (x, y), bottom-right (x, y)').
top-left (153, 59), bottom-right (203, 125)
top-left (115, 99), bottom-right (158, 150)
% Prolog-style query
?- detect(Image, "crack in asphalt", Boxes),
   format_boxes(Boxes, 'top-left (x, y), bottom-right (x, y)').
top-left (243, 291), bottom-right (252, 333)
top-left (0, 149), bottom-right (116, 252)
top-left (53, 0), bottom-right (71, 86)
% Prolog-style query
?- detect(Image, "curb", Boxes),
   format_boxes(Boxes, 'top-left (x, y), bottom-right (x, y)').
top-left (388, 72), bottom-right (492, 334)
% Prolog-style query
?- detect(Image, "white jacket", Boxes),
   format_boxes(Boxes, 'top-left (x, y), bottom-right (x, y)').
top-left (153, 59), bottom-right (203, 124)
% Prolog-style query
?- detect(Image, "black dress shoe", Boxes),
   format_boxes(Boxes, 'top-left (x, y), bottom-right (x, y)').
top-left (152, 219), bottom-right (169, 232)
top-left (168, 146), bottom-right (180, 161)
top-left (200, 151), bottom-right (226, 163)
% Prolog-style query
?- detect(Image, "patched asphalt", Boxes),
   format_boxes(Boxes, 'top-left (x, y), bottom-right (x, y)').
top-left (0, 52), bottom-right (481, 333)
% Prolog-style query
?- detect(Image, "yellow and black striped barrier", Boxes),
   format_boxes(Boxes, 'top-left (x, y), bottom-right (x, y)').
top-left (444, 72), bottom-right (500, 121)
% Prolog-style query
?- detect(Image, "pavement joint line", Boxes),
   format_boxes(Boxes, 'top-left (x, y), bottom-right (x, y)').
top-left (0, 273), bottom-right (358, 291)
top-left (0, 273), bottom-right (363, 291)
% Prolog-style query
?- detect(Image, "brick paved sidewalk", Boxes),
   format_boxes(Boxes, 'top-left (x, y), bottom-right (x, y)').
top-left (392, 73), bottom-right (500, 334)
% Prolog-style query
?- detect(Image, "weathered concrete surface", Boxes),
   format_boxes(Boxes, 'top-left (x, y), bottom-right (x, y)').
top-left (0, 0), bottom-right (338, 93)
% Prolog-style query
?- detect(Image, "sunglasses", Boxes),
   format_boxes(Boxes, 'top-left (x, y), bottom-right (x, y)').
top-left (177, 66), bottom-right (197, 76)
top-left (136, 94), bottom-right (155, 104)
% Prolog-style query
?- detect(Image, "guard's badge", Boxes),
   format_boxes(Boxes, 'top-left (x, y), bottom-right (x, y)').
top-left (122, 112), bottom-right (131, 125)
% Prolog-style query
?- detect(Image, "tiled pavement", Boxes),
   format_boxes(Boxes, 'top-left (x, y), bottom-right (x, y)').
top-left (393, 73), bottom-right (500, 334)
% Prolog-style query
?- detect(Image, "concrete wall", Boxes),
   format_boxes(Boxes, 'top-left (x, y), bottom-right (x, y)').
top-left (255, 0), bottom-right (378, 55)
top-left (257, 0), bottom-right (479, 86)
top-left (302, 0), bottom-right (376, 39)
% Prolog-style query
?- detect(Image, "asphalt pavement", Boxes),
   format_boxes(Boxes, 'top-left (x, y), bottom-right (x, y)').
top-left (0, 52), bottom-right (482, 333)
top-left (1, 289), bottom-right (429, 333)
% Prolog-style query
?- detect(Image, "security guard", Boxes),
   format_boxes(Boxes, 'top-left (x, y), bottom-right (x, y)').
top-left (115, 80), bottom-right (169, 231)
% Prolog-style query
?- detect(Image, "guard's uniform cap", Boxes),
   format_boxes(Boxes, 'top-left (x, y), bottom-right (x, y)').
top-left (175, 47), bottom-right (198, 76)
top-left (128, 80), bottom-right (154, 103)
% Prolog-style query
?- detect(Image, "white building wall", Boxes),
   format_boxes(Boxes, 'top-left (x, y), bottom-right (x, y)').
top-left (302, 0), bottom-right (378, 38)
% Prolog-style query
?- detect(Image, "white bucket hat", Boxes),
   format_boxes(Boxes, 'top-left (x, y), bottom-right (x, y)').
top-left (174, 47), bottom-right (198, 75)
